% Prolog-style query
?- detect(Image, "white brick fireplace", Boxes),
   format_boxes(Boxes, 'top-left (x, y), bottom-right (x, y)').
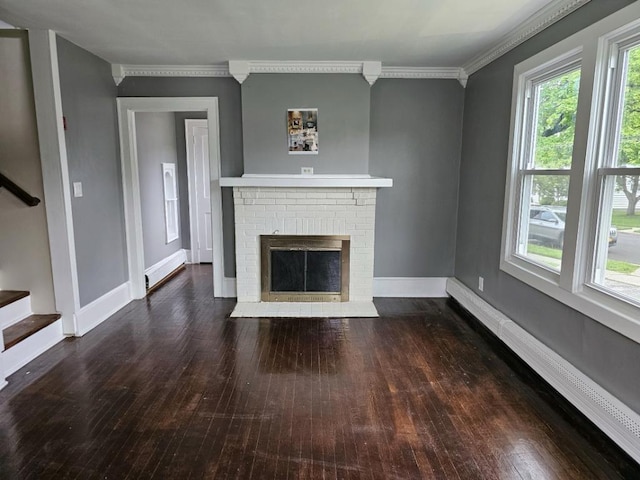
top-left (220, 175), bottom-right (392, 317)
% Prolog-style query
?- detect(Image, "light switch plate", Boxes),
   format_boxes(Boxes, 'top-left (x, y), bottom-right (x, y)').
top-left (73, 182), bottom-right (83, 197)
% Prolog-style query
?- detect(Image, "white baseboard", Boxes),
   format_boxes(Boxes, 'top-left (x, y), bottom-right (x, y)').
top-left (222, 277), bottom-right (237, 298)
top-left (2, 319), bottom-right (63, 377)
top-left (0, 295), bottom-right (31, 329)
top-left (184, 249), bottom-right (192, 263)
top-left (75, 282), bottom-right (132, 336)
top-left (446, 278), bottom-right (640, 464)
top-left (145, 249), bottom-right (187, 289)
top-left (373, 277), bottom-right (448, 297)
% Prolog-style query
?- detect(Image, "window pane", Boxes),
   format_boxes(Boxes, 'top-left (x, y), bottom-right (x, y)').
top-left (517, 175), bottom-right (570, 271)
top-left (529, 68), bottom-right (581, 169)
top-left (592, 175), bottom-right (640, 304)
top-left (616, 45), bottom-right (640, 168)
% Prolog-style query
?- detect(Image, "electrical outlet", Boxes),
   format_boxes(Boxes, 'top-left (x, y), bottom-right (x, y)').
top-left (478, 276), bottom-right (484, 292)
top-left (301, 167), bottom-right (313, 175)
top-left (73, 182), bottom-right (83, 198)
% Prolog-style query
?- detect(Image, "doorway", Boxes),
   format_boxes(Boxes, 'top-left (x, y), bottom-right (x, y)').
top-left (185, 119), bottom-right (213, 264)
top-left (117, 97), bottom-right (224, 299)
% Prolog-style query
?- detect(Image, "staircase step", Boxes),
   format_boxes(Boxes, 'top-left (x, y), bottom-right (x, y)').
top-left (0, 291), bottom-right (29, 309)
top-left (3, 314), bottom-right (61, 350)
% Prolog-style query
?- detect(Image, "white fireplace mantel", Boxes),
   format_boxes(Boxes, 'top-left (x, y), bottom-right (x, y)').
top-left (226, 174), bottom-right (393, 318)
top-left (220, 174), bottom-right (393, 188)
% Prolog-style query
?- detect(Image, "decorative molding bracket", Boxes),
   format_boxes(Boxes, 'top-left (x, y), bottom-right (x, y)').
top-left (362, 61), bottom-right (382, 85)
top-left (112, 64), bottom-right (125, 86)
top-left (228, 60), bottom-right (250, 84)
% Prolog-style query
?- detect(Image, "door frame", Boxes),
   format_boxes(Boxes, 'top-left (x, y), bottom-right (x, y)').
top-left (185, 118), bottom-right (210, 264)
top-left (116, 97), bottom-right (224, 298)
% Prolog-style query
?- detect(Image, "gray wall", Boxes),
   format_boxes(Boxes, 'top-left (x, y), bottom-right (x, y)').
top-left (455, 0), bottom-right (640, 412)
top-left (241, 74), bottom-right (370, 174)
top-left (118, 77), bottom-right (242, 277)
top-left (0, 30), bottom-right (55, 313)
top-left (370, 79), bottom-right (464, 277)
top-left (136, 112), bottom-right (183, 269)
top-left (57, 36), bottom-right (128, 307)
top-left (174, 111), bottom-right (207, 250)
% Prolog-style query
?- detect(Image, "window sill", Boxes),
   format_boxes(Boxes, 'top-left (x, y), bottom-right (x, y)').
top-left (500, 258), bottom-right (640, 344)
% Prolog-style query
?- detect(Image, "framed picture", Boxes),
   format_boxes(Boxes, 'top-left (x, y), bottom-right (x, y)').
top-left (288, 108), bottom-right (318, 154)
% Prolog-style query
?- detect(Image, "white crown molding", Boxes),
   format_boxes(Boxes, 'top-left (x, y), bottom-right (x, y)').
top-left (110, 1), bottom-right (589, 87)
top-left (112, 63), bottom-right (230, 85)
top-left (463, 0), bottom-right (591, 75)
top-left (247, 60), bottom-right (364, 74)
top-left (380, 66), bottom-right (469, 87)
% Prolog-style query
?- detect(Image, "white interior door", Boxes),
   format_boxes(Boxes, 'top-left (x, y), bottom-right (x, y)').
top-left (186, 119), bottom-right (213, 263)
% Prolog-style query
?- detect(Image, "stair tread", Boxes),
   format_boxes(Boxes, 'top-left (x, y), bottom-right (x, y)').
top-left (0, 291), bottom-right (29, 309)
top-left (3, 313), bottom-right (61, 350)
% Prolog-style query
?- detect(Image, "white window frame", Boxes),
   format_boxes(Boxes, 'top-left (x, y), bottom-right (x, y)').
top-left (501, 2), bottom-right (640, 345)
top-left (162, 162), bottom-right (179, 244)
top-left (507, 51), bottom-right (582, 278)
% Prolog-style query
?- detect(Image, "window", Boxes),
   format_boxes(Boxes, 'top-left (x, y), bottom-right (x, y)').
top-left (501, 3), bottom-right (640, 344)
top-left (590, 35), bottom-right (640, 306)
top-left (162, 163), bottom-right (179, 243)
top-left (511, 59), bottom-right (581, 273)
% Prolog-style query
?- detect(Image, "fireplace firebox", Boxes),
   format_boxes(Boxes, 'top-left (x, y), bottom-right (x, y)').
top-left (261, 235), bottom-right (350, 302)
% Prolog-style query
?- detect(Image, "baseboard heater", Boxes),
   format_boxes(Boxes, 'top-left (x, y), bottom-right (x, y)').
top-left (446, 278), bottom-right (640, 464)
top-left (145, 250), bottom-right (187, 290)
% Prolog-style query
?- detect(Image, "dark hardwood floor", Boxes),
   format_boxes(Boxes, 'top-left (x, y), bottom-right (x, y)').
top-left (0, 265), bottom-right (637, 479)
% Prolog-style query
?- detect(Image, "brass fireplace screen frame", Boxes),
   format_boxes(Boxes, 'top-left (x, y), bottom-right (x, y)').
top-left (261, 235), bottom-right (350, 302)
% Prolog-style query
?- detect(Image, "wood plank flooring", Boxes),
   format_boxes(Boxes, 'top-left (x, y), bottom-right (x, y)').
top-left (0, 265), bottom-right (637, 479)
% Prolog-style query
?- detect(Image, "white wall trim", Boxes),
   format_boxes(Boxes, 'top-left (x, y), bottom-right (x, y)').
top-left (447, 277), bottom-right (640, 464)
top-left (74, 282), bottom-right (132, 336)
top-left (145, 249), bottom-right (187, 290)
top-left (117, 97), bottom-right (225, 299)
top-left (113, 62), bottom-right (468, 87)
top-left (184, 249), bottom-right (192, 264)
top-left (463, 0), bottom-right (591, 75)
top-left (222, 277), bottom-right (237, 298)
top-left (1, 319), bottom-right (63, 377)
top-left (28, 29), bottom-right (80, 335)
top-left (380, 67), bottom-right (468, 86)
top-left (112, 64), bottom-right (230, 84)
top-left (373, 277), bottom-right (448, 297)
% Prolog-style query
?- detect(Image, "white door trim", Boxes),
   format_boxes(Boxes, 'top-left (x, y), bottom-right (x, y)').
top-left (28, 29), bottom-right (80, 335)
top-left (116, 97), bottom-right (224, 298)
top-left (185, 118), bottom-right (208, 264)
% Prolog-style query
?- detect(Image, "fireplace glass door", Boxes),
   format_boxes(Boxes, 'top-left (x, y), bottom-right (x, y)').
top-left (261, 235), bottom-right (350, 302)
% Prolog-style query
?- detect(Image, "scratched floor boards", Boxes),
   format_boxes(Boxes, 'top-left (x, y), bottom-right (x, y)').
top-left (0, 265), bottom-right (636, 479)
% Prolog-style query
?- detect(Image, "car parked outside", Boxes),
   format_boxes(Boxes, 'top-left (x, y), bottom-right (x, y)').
top-left (528, 206), bottom-right (617, 248)
top-left (529, 206), bottom-right (565, 248)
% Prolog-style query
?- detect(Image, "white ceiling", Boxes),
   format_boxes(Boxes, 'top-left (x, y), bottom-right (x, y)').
top-left (0, 0), bottom-right (560, 67)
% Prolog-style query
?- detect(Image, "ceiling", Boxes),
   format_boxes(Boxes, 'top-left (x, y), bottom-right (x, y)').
top-left (0, 0), bottom-right (561, 67)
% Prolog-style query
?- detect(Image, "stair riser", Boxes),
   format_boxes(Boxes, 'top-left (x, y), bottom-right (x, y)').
top-left (1, 319), bottom-right (63, 377)
top-left (0, 296), bottom-right (31, 330)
